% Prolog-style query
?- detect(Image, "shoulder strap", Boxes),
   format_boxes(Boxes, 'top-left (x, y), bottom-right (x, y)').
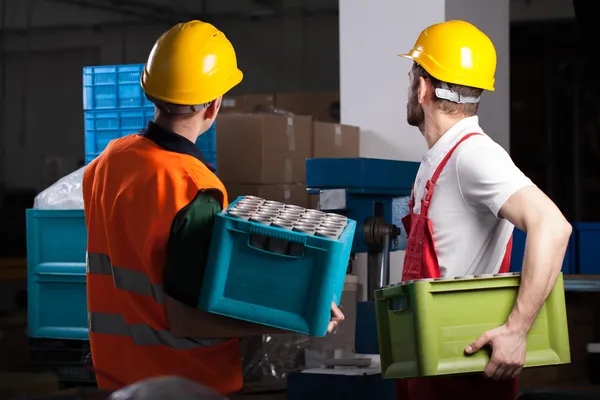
top-left (420, 132), bottom-right (482, 215)
top-left (430, 132), bottom-right (482, 184)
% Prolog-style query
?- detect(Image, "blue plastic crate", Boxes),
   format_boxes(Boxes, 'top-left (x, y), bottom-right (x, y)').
top-left (510, 226), bottom-right (575, 274)
top-left (83, 64), bottom-right (153, 110)
top-left (84, 107), bottom-right (217, 165)
top-left (574, 222), bottom-right (600, 275)
top-left (199, 197), bottom-right (357, 336)
top-left (26, 209), bottom-right (89, 340)
top-left (84, 107), bottom-right (154, 163)
top-left (198, 121), bottom-right (216, 154)
top-left (198, 121), bottom-right (217, 167)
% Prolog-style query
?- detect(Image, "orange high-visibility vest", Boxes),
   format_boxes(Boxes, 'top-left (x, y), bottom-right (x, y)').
top-left (82, 133), bottom-right (242, 394)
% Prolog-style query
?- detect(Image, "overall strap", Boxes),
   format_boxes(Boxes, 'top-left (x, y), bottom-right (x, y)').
top-left (421, 132), bottom-right (482, 215)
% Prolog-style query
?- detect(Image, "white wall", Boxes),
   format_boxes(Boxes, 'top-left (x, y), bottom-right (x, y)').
top-left (0, 0), bottom-right (575, 189)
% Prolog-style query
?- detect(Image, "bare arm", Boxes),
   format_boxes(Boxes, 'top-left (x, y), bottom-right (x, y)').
top-left (499, 185), bottom-right (572, 333)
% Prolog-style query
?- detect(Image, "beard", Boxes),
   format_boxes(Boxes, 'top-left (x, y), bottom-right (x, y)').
top-left (406, 89), bottom-right (425, 130)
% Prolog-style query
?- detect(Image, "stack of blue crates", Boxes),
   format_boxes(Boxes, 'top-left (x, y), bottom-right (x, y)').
top-left (82, 64), bottom-right (217, 167)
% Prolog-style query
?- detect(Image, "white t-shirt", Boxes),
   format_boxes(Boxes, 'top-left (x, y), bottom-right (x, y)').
top-left (411, 116), bottom-right (534, 278)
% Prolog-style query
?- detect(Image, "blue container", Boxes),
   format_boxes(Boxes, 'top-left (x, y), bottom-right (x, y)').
top-left (199, 122), bottom-right (217, 169)
top-left (306, 158), bottom-right (420, 192)
top-left (84, 107), bottom-right (217, 166)
top-left (26, 209), bottom-right (89, 340)
top-left (199, 197), bottom-right (357, 336)
top-left (84, 107), bottom-right (154, 164)
top-left (574, 223), bottom-right (600, 275)
top-left (510, 227), bottom-right (575, 274)
top-left (83, 64), bottom-right (153, 110)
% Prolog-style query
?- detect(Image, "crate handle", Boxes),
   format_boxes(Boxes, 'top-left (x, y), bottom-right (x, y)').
top-left (227, 225), bottom-right (323, 259)
top-left (246, 238), bottom-right (304, 259)
top-left (386, 295), bottom-right (407, 312)
top-left (247, 223), bottom-right (307, 243)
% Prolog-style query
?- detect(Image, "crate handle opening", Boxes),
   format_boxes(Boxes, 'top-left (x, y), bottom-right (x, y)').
top-left (387, 295), bottom-right (408, 312)
top-left (228, 224), bottom-right (326, 257)
top-left (246, 235), bottom-right (306, 259)
top-left (247, 223), bottom-right (307, 243)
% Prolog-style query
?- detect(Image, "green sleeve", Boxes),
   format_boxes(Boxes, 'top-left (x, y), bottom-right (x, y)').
top-left (164, 190), bottom-right (222, 308)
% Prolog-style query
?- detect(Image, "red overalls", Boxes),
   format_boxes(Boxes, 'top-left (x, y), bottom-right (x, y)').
top-left (397, 133), bottom-right (518, 400)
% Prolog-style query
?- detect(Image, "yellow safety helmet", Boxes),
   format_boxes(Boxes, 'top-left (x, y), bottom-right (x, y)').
top-left (399, 20), bottom-right (496, 91)
top-left (141, 20), bottom-right (243, 108)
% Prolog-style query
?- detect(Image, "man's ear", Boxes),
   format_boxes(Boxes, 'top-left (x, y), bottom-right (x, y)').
top-left (205, 96), bottom-right (222, 120)
top-left (418, 76), bottom-right (429, 104)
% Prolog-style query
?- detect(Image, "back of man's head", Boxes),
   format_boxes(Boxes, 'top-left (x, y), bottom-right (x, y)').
top-left (108, 376), bottom-right (229, 400)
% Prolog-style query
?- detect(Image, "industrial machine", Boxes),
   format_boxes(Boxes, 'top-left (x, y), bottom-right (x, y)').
top-left (286, 157), bottom-right (419, 400)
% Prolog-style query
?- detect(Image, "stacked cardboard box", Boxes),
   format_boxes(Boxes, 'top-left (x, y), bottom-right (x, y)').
top-left (217, 114), bottom-right (313, 208)
top-left (217, 92), bottom-right (359, 209)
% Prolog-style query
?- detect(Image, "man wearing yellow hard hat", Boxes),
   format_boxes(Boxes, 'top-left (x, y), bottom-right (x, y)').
top-left (82, 21), bottom-right (343, 394)
top-left (397, 20), bottom-right (571, 399)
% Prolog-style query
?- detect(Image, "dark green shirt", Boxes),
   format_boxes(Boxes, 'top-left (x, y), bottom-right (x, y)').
top-left (163, 191), bottom-right (222, 308)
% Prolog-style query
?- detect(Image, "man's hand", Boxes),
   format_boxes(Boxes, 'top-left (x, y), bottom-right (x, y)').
top-left (327, 302), bottom-right (345, 334)
top-left (465, 324), bottom-right (527, 380)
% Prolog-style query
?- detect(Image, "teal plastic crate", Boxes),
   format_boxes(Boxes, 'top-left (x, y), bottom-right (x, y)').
top-left (26, 209), bottom-right (88, 340)
top-left (83, 64), bottom-right (153, 110)
top-left (199, 197), bottom-right (356, 336)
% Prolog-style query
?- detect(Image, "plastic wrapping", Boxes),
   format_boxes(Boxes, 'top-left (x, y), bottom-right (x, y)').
top-left (33, 167), bottom-right (85, 210)
top-left (240, 333), bottom-right (311, 392)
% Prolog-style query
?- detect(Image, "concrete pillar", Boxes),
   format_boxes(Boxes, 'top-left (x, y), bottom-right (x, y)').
top-left (339, 0), bottom-right (510, 297)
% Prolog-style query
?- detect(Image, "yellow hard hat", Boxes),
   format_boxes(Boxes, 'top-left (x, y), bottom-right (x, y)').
top-left (141, 20), bottom-right (243, 106)
top-left (399, 20), bottom-right (496, 91)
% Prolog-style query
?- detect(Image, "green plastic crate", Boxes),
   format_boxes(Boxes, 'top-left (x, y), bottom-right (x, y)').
top-left (374, 272), bottom-right (570, 379)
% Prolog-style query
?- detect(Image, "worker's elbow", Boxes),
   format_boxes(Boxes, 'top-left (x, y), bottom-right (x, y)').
top-left (562, 220), bottom-right (573, 239)
top-left (551, 214), bottom-right (572, 249)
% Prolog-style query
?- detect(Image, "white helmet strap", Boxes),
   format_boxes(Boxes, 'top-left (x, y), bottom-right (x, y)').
top-left (434, 82), bottom-right (480, 104)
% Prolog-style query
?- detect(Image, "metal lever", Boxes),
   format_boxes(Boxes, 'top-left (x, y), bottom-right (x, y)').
top-left (379, 230), bottom-right (391, 288)
top-left (364, 218), bottom-right (400, 301)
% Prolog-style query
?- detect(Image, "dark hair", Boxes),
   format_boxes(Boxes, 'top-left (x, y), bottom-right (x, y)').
top-left (411, 62), bottom-right (483, 117)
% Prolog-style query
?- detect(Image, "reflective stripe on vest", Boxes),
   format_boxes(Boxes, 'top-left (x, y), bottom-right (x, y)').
top-left (87, 252), bottom-right (225, 348)
top-left (88, 312), bottom-right (224, 348)
top-left (87, 252), bottom-right (165, 304)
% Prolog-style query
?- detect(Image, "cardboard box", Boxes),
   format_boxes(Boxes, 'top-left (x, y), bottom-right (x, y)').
top-left (222, 93), bottom-right (274, 114)
top-left (275, 92), bottom-right (340, 122)
top-left (227, 184), bottom-right (309, 208)
top-left (313, 121), bottom-right (360, 158)
top-left (217, 114), bottom-right (312, 184)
